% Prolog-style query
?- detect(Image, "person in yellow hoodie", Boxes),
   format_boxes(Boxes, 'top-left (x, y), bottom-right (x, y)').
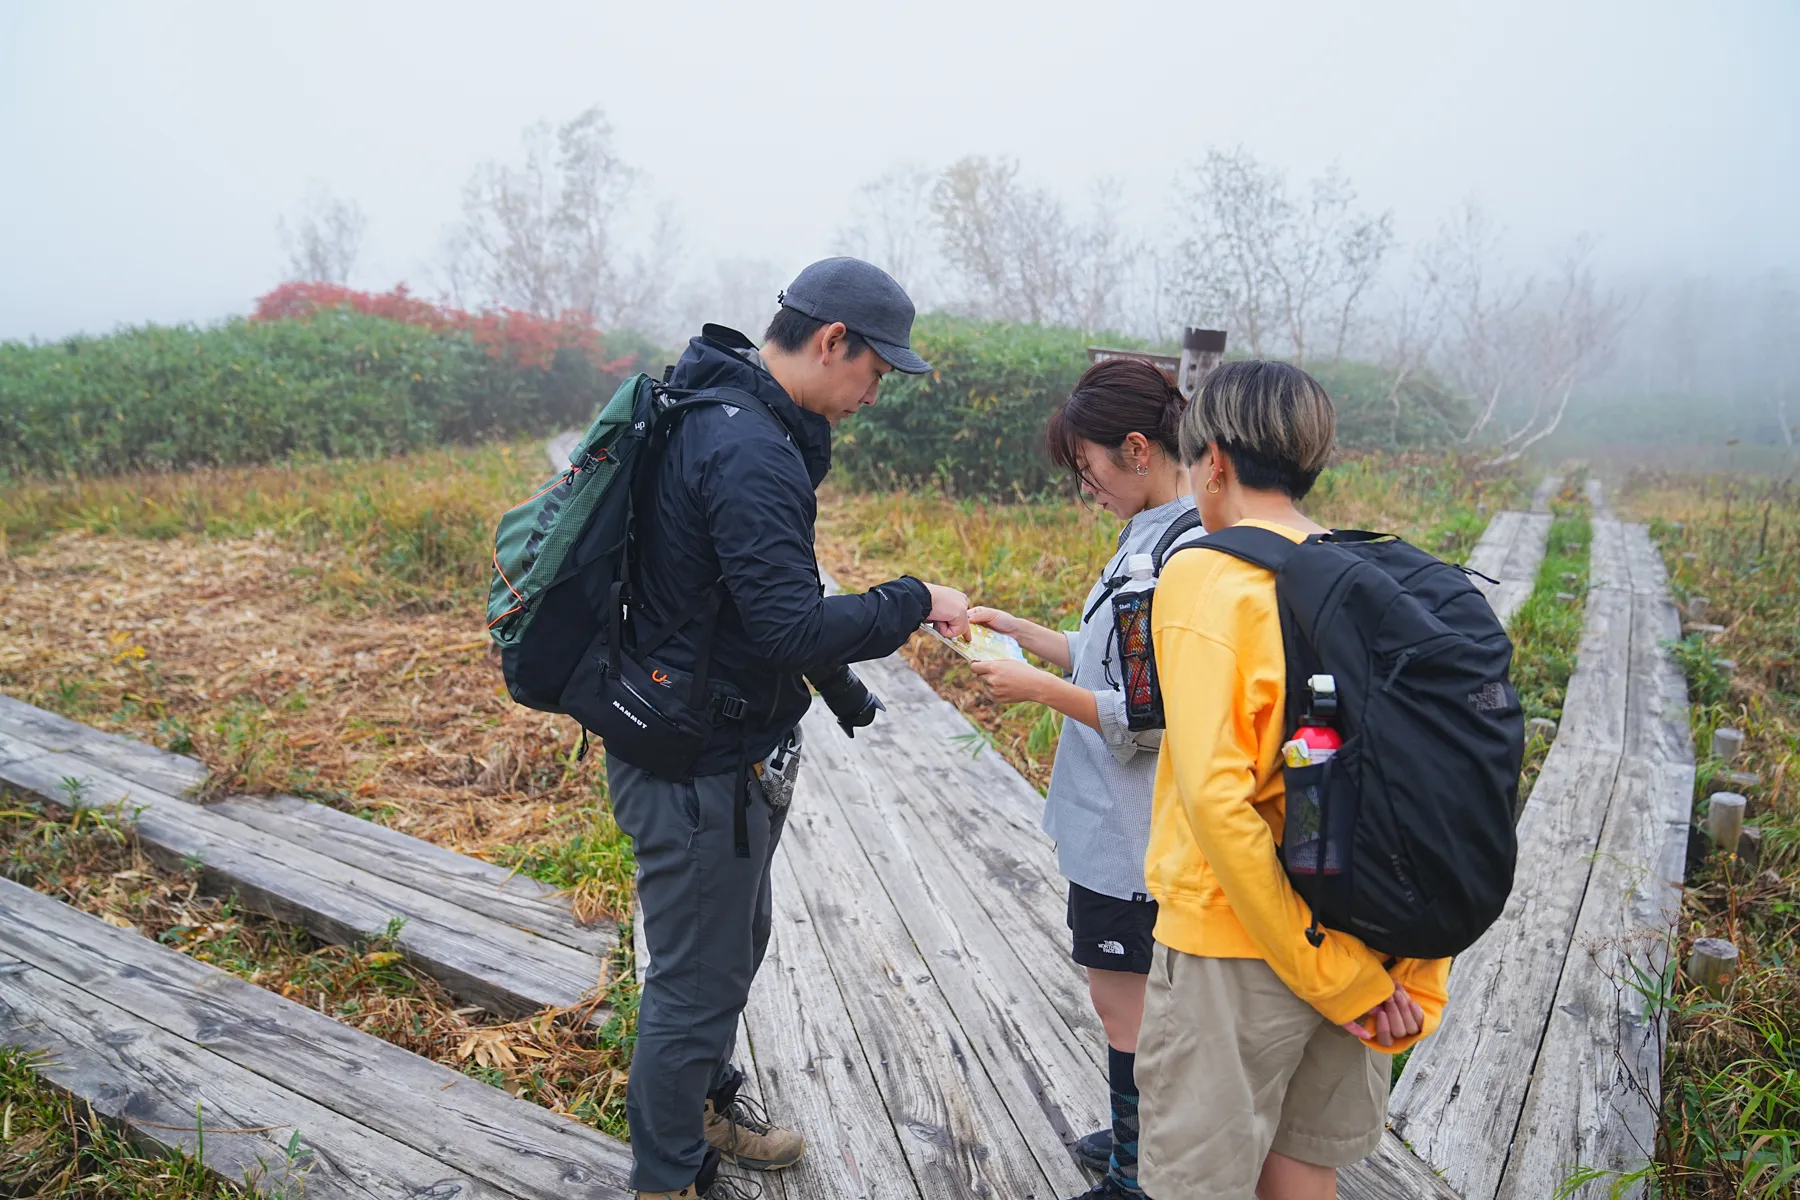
top-left (1136, 360), bottom-right (1451, 1200)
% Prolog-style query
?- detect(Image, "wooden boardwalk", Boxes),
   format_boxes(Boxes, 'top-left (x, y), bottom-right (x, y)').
top-left (0, 477), bottom-right (1686, 1199)
top-left (1391, 485), bottom-right (1692, 1199)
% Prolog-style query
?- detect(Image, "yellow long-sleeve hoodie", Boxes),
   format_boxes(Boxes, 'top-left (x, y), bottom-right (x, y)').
top-left (1147, 519), bottom-right (1451, 1052)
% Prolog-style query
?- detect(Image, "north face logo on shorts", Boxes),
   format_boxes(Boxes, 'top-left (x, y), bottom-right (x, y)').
top-left (1099, 940), bottom-right (1126, 956)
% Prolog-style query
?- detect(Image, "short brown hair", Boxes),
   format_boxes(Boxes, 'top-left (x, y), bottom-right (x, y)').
top-left (1046, 358), bottom-right (1186, 490)
top-left (1178, 360), bottom-right (1335, 499)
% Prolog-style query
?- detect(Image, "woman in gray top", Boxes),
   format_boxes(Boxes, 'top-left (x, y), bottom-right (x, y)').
top-left (969, 358), bottom-right (1193, 1200)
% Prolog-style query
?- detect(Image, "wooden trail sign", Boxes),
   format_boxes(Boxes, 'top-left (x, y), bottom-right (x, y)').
top-left (1087, 327), bottom-right (1227, 399)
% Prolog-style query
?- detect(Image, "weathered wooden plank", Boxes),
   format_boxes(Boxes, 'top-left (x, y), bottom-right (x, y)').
top-left (1465, 511), bottom-right (1526, 586)
top-left (1621, 523), bottom-right (1670, 599)
top-left (855, 655), bottom-right (1109, 1069)
top-left (1624, 586), bottom-right (1696, 774)
top-left (0, 954), bottom-right (507, 1200)
top-left (0, 751), bottom-right (606, 1018)
top-left (1389, 738), bottom-right (1624, 1199)
top-left (1341, 1133), bottom-right (1464, 1200)
top-left (209, 794), bottom-right (618, 957)
top-left (0, 694), bottom-right (208, 798)
top-left (1494, 758), bottom-right (1688, 1200)
top-left (0, 877), bottom-right (634, 1197)
top-left (775, 772), bottom-right (1066, 1198)
top-left (1557, 586), bottom-right (1633, 750)
top-left (1587, 517), bottom-right (1631, 593)
top-left (1495, 536), bottom-right (1695, 1200)
top-left (1499, 513), bottom-right (1553, 585)
top-left (0, 727), bottom-right (46, 767)
top-left (800, 701), bottom-right (1106, 1182)
top-left (743, 848), bottom-right (922, 1200)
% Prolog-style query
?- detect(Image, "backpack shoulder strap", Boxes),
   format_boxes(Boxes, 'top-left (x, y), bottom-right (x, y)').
top-left (1173, 523), bottom-right (1307, 573)
top-left (1150, 509), bottom-right (1206, 571)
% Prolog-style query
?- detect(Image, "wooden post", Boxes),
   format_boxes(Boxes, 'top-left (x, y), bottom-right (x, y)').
top-left (1738, 826), bottom-right (1763, 872)
top-left (1688, 595), bottom-right (1710, 622)
top-left (1724, 770), bottom-right (1761, 791)
top-left (1685, 938), bottom-right (1739, 997)
top-left (1086, 327), bottom-right (1226, 399)
top-left (1705, 792), bottom-right (1747, 851)
top-left (1712, 727), bottom-right (1745, 764)
top-left (1176, 328), bottom-right (1227, 400)
top-left (1526, 717), bottom-right (1558, 742)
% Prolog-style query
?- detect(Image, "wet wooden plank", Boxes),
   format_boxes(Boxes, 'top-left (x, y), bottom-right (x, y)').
top-left (1341, 1133), bottom-right (1464, 1200)
top-left (209, 794), bottom-right (617, 957)
top-left (743, 848), bottom-right (922, 1200)
top-left (1530, 474), bottom-right (1565, 514)
top-left (0, 751), bottom-right (606, 1019)
top-left (0, 954), bottom-right (509, 1200)
top-left (0, 694), bottom-right (208, 798)
top-left (0, 877), bottom-right (634, 1197)
top-left (1587, 517), bottom-right (1631, 593)
top-left (1465, 510), bottom-right (1525, 585)
top-left (1496, 540), bottom-right (1694, 1200)
top-left (774, 771), bottom-right (1065, 1198)
top-left (800, 701), bottom-right (1105, 1184)
top-left (1388, 738), bottom-right (1624, 1199)
top-left (1557, 586), bottom-right (1633, 750)
top-left (1494, 758), bottom-right (1688, 1200)
top-left (1499, 513), bottom-right (1553, 586)
top-left (855, 655), bottom-right (1109, 1071)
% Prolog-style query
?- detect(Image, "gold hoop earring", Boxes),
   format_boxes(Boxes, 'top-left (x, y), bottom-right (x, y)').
top-left (1206, 475), bottom-right (1222, 494)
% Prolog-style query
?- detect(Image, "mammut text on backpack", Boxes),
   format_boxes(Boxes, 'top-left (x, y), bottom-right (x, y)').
top-left (1175, 527), bottom-right (1523, 960)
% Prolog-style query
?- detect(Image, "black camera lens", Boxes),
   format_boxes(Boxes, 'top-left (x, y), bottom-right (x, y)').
top-left (808, 665), bottom-right (885, 738)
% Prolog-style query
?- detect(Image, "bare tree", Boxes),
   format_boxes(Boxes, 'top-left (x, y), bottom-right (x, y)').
top-left (278, 184), bottom-right (367, 284)
top-left (931, 156), bottom-right (1137, 330)
top-left (835, 165), bottom-right (943, 302)
top-left (1422, 203), bottom-right (1533, 444)
top-left (440, 106), bottom-right (668, 328)
top-left (1481, 240), bottom-right (1630, 466)
top-left (1166, 148), bottom-right (1393, 364)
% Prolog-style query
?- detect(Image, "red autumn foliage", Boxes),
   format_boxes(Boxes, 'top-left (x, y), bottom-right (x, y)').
top-left (253, 282), bottom-right (636, 376)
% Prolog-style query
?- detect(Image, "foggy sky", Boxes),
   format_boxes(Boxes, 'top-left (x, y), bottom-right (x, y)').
top-left (1, 0), bottom-right (1794, 344)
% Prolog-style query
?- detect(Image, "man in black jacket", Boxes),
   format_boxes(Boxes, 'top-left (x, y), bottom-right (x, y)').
top-left (613, 258), bottom-right (968, 1200)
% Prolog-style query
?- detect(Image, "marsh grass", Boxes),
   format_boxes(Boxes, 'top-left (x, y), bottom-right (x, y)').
top-left (1509, 481), bottom-right (1594, 797)
top-left (1620, 470), bottom-right (1800, 1198)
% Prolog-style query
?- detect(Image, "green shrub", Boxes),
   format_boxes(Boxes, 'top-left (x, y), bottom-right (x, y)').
top-left (834, 316), bottom-right (1470, 498)
top-left (0, 311), bottom-right (634, 479)
top-left (834, 316), bottom-right (1126, 497)
top-left (1304, 359), bottom-right (1473, 452)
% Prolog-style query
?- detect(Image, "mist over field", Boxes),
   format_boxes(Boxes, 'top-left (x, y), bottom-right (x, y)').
top-left (2, 0), bottom-right (1796, 468)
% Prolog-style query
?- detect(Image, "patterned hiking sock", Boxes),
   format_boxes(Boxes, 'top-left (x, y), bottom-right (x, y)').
top-left (1106, 1045), bottom-right (1145, 1197)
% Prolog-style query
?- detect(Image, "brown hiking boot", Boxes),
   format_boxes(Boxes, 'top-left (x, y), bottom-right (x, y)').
top-left (637, 1147), bottom-right (760, 1198)
top-left (704, 1067), bottom-right (806, 1171)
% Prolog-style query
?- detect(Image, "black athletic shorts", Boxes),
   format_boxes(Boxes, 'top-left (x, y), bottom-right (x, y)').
top-left (1067, 881), bottom-right (1158, 974)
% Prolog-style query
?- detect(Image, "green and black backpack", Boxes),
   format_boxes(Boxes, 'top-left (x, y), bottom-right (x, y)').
top-left (486, 373), bottom-right (770, 728)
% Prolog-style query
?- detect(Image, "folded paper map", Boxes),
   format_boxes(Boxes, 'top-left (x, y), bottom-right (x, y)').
top-left (919, 623), bottom-right (1028, 663)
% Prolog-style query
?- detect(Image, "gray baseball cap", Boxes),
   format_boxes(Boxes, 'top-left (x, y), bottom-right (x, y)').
top-left (776, 257), bottom-right (932, 375)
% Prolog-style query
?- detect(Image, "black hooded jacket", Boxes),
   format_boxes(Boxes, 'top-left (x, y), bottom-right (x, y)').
top-left (624, 325), bottom-right (931, 775)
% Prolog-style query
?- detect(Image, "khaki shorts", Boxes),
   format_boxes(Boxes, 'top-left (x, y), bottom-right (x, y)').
top-left (1136, 944), bottom-right (1390, 1197)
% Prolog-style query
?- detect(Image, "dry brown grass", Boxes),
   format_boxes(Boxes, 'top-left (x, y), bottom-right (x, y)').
top-left (0, 530), bottom-right (627, 921)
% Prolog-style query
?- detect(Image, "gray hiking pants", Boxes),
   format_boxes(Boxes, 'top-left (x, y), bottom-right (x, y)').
top-left (607, 752), bottom-right (789, 1193)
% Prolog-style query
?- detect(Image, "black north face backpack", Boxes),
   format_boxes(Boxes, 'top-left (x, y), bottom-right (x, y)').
top-left (1172, 527), bottom-right (1522, 960)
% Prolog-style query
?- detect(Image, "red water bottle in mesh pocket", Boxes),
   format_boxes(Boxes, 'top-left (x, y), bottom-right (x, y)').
top-left (1111, 554), bottom-right (1162, 729)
